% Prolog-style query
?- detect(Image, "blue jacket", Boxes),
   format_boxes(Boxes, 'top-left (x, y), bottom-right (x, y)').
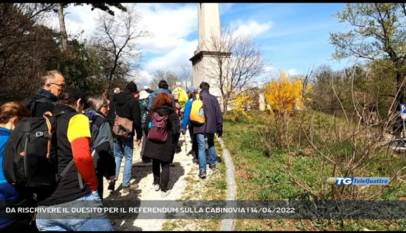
top-left (192, 90), bottom-right (223, 134)
top-left (181, 98), bottom-right (193, 130)
top-left (0, 127), bottom-right (20, 229)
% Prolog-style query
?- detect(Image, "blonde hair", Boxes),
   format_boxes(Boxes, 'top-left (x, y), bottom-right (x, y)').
top-left (87, 96), bottom-right (109, 112)
top-left (40, 70), bottom-right (64, 86)
top-left (0, 102), bottom-right (30, 124)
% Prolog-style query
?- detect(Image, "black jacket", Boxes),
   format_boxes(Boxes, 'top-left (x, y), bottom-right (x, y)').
top-left (24, 89), bottom-right (58, 117)
top-left (143, 105), bottom-right (180, 163)
top-left (108, 91), bottom-right (142, 140)
top-left (38, 105), bottom-right (91, 206)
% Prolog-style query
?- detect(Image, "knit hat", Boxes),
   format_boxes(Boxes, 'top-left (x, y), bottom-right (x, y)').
top-left (126, 81), bottom-right (138, 93)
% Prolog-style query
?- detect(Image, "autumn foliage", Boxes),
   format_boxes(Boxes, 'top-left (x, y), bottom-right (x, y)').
top-left (226, 93), bottom-right (253, 121)
top-left (264, 71), bottom-right (305, 114)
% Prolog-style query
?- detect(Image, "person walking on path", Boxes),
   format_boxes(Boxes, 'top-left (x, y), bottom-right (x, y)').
top-left (181, 89), bottom-right (198, 164)
top-left (143, 93), bottom-right (180, 196)
top-left (0, 102), bottom-right (33, 231)
top-left (139, 89), bottom-right (151, 163)
top-left (85, 97), bottom-right (116, 199)
top-left (192, 82), bottom-right (223, 179)
top-left (24, 70), bottom-right (65, 117)
top-left (35, 88), bottom-right (113, 231)
top-left (147, 80), bottom-right (174, 111)
top-left (108, 82), bottom-right (142, 195)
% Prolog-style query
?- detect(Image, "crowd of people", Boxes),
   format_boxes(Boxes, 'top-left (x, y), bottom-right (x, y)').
top-left (0, 70), bottom-right (223, 231)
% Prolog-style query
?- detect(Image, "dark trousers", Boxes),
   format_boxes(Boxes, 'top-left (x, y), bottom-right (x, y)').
top-left (152, 159), bottom-right (170, 191)
top-left (188, 126), bottom-right (198, 159)
top-left (97, 173), bottom-right (104, 200)
top-left (140, 131), bottom-right (151, 162)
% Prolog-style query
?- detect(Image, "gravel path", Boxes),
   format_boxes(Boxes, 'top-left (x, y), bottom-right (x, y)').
top-left (100, 133), bottom-right (235, 231)
top-left (102, 133), bottom-right (196, 231)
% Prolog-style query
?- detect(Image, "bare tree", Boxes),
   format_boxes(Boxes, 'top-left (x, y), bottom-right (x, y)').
top-left (207, 28), bottom-right (264, 112)
top-left (17, 3), bottom-right (56, 21)
top-left (93, 6), bottom-right (146, 90)
top-left (150, 70), bottom-right (180, 90)
top-left (51, 3), bottom-right (127, 52)
top-left (57, 3), bottom-right (68, 51)
top-left (177, 65), bottom-right (192, 89)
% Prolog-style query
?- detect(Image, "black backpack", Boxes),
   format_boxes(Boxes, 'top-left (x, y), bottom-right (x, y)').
top-left (2, 112), bottom-right (75, 201)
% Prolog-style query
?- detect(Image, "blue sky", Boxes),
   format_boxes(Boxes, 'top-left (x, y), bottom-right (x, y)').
top-left (50, 3), bottom-right (353, 86)
top-left (224, 3), bottom-right (350, 73)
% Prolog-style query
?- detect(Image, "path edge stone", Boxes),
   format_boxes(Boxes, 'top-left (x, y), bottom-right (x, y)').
top-left (217, 137), bottom-right (237, 231)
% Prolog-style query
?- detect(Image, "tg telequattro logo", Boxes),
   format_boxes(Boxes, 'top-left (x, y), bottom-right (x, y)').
top-left (326, 177), bottom-right (390, 186)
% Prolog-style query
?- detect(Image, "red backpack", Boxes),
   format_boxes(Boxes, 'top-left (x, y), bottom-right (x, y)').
top-left (147, 112), bottom-right (169, 142)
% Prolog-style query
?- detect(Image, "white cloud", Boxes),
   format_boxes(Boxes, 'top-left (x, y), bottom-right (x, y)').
top-left (255, 64), bottom-right (277, 84)
top-left (139, 39), bottom-right (196, 84)
top-left (43, 4), bottom-right (109, 41)
top-left (132, 4), bottom-right (199, 85)
top-left (263, 65), bottom-right (279, 78)
top-left (136, 3), bottom-right (197, 53)
top-left (230, 20), bottom-right (272, 39)
top-left (263, 65), bottom-right (276, 73)
top-left (132, 69), bottom-right (154, 87)
top-left (256, 65), bottom-right (301, 85)
top-left (40, 3), bottom-right (198, 49)
top-left (287, 68), bottom-right (299, 76)
top-left (39, 3), bottom-right (223, 87)
top-left (39, 4), bottom-right (198, 84)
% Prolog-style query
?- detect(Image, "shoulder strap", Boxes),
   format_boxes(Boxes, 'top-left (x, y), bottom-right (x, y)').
top-left (43, 114), bottom-right (53, 159)
top-left (60, 160), bottom-right (74, 178)
top-left (58, 160), bottom-right (84, 189)
top-left (58, 159), bottom-right (84, 189)
top-left (41, 111), bottom-right (64, 161)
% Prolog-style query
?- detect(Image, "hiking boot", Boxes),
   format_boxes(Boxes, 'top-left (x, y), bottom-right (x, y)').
top-left (129, 182), bottom-right (138, 190)
top-left (209, 164), bottom-right (216, 170)
top-left (121, 187), bottom-right (130, 196)
top-left (108, 180), bottom-right (115, 191)
top-left (199, 170), bottom-right (206, 179)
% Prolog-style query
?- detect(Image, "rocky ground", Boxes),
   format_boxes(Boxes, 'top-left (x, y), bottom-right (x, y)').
top-left (101, 133), bottom-right (219, 231)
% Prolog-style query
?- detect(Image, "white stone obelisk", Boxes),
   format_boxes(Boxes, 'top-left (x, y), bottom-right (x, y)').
top-left (190, 3), bottom-right (230, 111)
top-left (197, 3), bottom-right (221, 52)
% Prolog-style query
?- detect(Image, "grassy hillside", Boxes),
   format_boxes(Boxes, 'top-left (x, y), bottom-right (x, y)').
top-left (223, 110), bottom-right (406, 231)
